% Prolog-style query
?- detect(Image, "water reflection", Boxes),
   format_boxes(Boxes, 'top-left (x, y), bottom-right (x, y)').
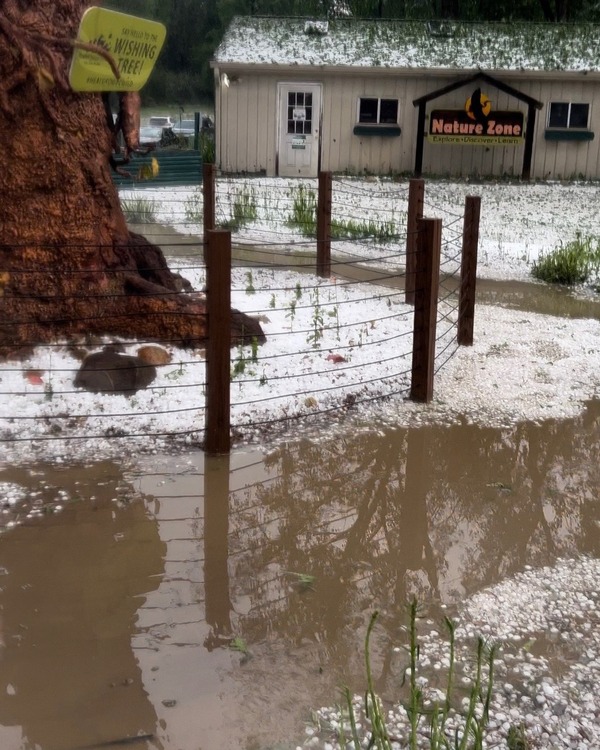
top-left (132, 402), bottom-right (600, 748)
top-left (0, 401), bottom-right (598, 749)
top-left (0, 463), bottom-right (165, 750)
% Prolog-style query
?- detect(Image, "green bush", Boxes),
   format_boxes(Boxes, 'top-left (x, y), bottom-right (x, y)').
top-left (531, 233), bottom-right (600, 285)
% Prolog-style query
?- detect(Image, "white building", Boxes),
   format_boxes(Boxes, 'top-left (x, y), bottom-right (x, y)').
top-left (212, 17), bottom-right (600, 180)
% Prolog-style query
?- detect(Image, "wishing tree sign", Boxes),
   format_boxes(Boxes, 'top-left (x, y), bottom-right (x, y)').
top-left (69, 7), bottom-right (166, 92)
top-left (0, 0), bottom-right (263, 361)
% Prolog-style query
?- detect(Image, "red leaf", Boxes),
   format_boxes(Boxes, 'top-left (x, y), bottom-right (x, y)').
top-left (24, 370), bottom-right (44, 385)
top-left (326, 354), bottom-right (347, 364)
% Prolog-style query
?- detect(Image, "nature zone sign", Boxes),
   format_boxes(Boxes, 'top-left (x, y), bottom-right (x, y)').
top-left (69, 7), bottom-right (166, 92)
top-left (428, 90), bottom-right (525, 146)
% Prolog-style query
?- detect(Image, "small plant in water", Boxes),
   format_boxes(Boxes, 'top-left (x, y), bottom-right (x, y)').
top-left (284, 571), bottom-right (316, 592)
top-left (336, 602), bottom-right (497, 750)
top-left (230, 636), bottom-right (249, 654)
top-left (229, 636), bottom-right (252, 664)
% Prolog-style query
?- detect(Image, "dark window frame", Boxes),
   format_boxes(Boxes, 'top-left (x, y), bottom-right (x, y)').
top-left (358, 97), bottom-right (399, 126)
top-left (547, 101), bottom-right (590, 130)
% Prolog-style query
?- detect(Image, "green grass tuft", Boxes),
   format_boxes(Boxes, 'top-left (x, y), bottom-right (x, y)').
top-left (121, 195), bottom-right (158, 224)
top-left (531, 233), bottom-right (600, 285)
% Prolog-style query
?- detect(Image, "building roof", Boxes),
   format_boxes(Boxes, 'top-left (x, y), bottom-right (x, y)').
top-left (214, 16), bottom-right (600, 73)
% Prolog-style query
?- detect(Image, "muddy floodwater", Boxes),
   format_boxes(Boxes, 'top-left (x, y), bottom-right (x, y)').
top-left (1, 255), bottom-right (599, 750)
top-left (0, 398), bottom-right (599, 750)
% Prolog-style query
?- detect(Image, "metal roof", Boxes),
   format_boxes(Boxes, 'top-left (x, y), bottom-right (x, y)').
top-left (214, 17), bottom-right (600, 73)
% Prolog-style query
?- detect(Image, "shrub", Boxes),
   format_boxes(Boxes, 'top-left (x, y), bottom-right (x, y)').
top-left (531, 233), bottom-right (600, 285)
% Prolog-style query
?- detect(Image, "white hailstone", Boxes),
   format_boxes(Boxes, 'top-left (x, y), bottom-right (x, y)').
top-left (542, 683), bottom-right (555, 697)
top-left (535, 694), bottom-right (546, 706)
top-left (503, 683), bottom-right (514, 693)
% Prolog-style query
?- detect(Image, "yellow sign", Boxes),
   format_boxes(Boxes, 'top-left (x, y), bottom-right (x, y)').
top-left (69, 7), bottom-right (166, 92)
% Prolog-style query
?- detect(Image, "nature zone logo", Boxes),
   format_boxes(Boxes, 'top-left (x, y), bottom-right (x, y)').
top-left (428, 88), bottom-right (525, 145)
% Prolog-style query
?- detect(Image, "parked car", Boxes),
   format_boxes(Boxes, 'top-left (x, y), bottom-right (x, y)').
top-left (139, 126), bottom-right (164, 145)
top-left (172, 119), bottom-right (196, 137)
top-left (172, 115), bottom-right (215, 137)
top-left (139, 126), bottom-right (181, 148)
top-left (148, 115), bottom-right (174, 129)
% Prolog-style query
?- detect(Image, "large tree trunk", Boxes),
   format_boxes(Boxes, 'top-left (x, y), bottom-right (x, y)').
top-left (0, 0), bottom-right (264, 360)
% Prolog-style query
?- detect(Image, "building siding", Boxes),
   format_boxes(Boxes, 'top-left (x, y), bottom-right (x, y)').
top-left (214, 66), bottom-right (600, 180)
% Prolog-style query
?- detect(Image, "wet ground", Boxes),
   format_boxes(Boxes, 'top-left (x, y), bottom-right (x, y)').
top-left (1, 236), bottom-right (599, 749)
top-left (0, 395), bottom-right (599, 750)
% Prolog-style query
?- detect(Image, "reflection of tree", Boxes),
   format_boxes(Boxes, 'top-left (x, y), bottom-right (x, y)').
top-left (222, 402), bottom-right (600, 670)
top-left (0, 463), bottom-right (165, 750)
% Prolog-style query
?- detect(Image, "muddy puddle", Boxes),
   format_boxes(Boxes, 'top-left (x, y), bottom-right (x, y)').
top-left (0, 400), bottom-right (599, 750)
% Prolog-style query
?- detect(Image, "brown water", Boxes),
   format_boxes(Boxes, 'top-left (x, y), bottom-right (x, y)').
top-left (0, 400), bottom-right (599, 750)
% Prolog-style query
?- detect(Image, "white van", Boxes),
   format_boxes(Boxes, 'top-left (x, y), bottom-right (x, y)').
top-left (148, 115), bottom-right (174, 129)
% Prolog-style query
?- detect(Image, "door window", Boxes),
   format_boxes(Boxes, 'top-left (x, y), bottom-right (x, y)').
top-left (287, 92), bottom-right (313, 135)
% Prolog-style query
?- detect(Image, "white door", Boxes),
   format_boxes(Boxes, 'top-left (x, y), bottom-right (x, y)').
top-left (277, 83), bottom-right (322, 177)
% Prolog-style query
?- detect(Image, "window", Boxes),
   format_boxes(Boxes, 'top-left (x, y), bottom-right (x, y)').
top-left (548, 102), bottom-right (590, 129)
top-left (287, 91), bottom-right (313, 135)
top-left (358, 97), bottom-right (399, 125)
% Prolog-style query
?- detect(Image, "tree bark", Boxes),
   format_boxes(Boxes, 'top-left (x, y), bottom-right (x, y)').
top-left (0, 0), bottom-right (264, 360)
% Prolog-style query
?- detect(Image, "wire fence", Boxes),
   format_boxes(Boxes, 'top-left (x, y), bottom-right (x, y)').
top-left (0, 172), bottom-right (479, 458)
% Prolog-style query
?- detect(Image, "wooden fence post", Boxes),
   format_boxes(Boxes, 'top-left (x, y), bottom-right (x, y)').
top-left (317, 171), bottom-right (332, 278)
top-left (205, 229), bottom-right (231, 454)
top-left (203, 162), bottom-right (216, 257)
top-left (410, 217), bottom-right (442, 403)
top-left (405, 177), bottom-right (425, 305)
top-left (457, 195), bottom-right (481, 346)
